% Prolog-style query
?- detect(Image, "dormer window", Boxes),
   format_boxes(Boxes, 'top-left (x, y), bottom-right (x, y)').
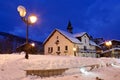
top-left (77, 37), bottom-right (81, 41)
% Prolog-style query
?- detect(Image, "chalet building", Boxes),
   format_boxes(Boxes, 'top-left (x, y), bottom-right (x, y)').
top-left (0, 32), bottom-right (43, 54)
top-left (44, 28), bottom-right (100, 57)
top-left (99, 40), bottom-right (120, 58)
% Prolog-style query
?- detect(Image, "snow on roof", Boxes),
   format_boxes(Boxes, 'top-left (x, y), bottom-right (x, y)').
top-left (43, 29), bottom-right (56, 44)
top-left (44, 28), bottom-right (101, 46)
top-left (89, 40), bottom-right (101, 48)
top-left (73, 32), bottom-right (87, 37)
top-left (111, 39), bottom-right (120, 42)
top-left (56, 29), bottom-right (81, 43)
top-left (100, 39), bottom-right (120, 45)
top-left (44, 28), bottom-right (82, 44)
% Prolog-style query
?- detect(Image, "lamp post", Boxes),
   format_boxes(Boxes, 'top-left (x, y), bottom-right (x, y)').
top-left (105, 41), bottom-right (113, 57)
top-left (17, 5), bottom-right (37, 59)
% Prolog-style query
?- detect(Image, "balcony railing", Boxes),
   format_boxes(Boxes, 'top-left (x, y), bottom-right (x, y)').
top-left (103, 45), bottom-right (120, 51)
top-left (78, 49), bottom-right (96, 53)
top-left (112, 45), bottom-right (120, 48)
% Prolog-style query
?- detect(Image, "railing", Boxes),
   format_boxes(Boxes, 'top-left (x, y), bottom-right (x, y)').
top-left (103, 45), bottom-right (120, 51)
top-left (112, 45), bottom-right (120, 48)
top-left (78, 49), bottom-right (96, 53)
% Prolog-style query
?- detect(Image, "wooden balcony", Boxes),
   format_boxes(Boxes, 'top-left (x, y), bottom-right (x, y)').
top-left (78, 49), bottom-right (96, 53)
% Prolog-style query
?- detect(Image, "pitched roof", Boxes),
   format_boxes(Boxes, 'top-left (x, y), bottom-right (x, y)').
top-left (44, 28), bottom-right (98, 47)
top-left (89, 40), bottom-right (101, 48)
top-left (57, 29), bottom-right (81, 43)
top-left (73, 32), bottom-right (89, 38)
top-left (43, 29), bottom-right (81, 45)
top-left (99, 39), bottom-right (120, 45)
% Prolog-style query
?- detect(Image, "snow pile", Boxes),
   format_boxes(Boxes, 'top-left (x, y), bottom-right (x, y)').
top-left (24, 56), bottom-right (116, 69)
top-left (0, 54), bottom-right (120, 80)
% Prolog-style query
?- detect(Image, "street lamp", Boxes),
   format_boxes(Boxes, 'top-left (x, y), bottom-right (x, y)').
top-left (105, 41), bottom-right (112, 47)
top-left (17, 5), bottom-right (37, 59)
top-left (31, 43), bottom-right (35, 47)
top-left (105, 41), bottom-right (113, 57)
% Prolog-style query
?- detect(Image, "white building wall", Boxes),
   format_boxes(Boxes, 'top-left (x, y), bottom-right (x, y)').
top-left (76, 34), bottom-right (96, 57)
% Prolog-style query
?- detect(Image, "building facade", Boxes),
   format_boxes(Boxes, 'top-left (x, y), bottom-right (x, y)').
top-left (44, 29), bottom-right (99, 57)
top-left (100, 40), bottom-right (120, 58)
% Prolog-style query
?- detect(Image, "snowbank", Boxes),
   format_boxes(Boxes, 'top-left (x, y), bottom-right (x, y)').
top-left (0, 54), bottom-right (120, 80)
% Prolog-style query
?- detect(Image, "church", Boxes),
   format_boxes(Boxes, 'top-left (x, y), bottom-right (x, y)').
top-left (43, 21), bottom-right (100, 57)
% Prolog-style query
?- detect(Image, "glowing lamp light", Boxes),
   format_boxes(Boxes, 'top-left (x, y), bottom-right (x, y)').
top-left (17, 5), bottom-right (26, 17)
top-left (31, 43), bottom-right (35, 47)
top-left (73, 47), bottom-right (76, 51)
top-left (28, 14), bottom-right (37, 24)
top-left (105, 41), bottom-right (112, 46)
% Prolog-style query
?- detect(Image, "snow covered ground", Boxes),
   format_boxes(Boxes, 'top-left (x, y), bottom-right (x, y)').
top-left (0, 54), bottom-right (120, 80)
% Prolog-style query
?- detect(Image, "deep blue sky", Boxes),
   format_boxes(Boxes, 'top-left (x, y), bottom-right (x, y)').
top-left (0, 0), bottom-right (120, 42)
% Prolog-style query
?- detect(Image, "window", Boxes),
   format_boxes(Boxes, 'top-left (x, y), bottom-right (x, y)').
top-left (57, 36), bottom-right (59, 39)
top-left (57, 46), bottom-right (61, 55)
top-left (55, 40), bottom-right (59, 45)
top-left (51, 47), bottom-right (53, 52)
top-left (57, 46), bottom-right (60, 51)
top-left (84, 46), bottom-right (87, 50)
top-left (48, 47), bottom-right (50, 52)
top-left (65, 46), bottom-right (68, 51)
top-left (85, 39), bottom-right (86, 43)
top-left (48, 47), bottom-right (53, 53)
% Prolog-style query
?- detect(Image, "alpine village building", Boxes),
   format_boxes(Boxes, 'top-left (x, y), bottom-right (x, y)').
top-left (44, 21), bottom-right (101, 57)
top-left (100, 40), bottom-right (120, 58)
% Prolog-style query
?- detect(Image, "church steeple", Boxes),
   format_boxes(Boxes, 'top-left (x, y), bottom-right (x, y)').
top-left (67, 21), bottom-right (73, 33)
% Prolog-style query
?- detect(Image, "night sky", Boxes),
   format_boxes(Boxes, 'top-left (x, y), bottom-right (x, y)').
top-left (0, 0), bottom-right (120, 42)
